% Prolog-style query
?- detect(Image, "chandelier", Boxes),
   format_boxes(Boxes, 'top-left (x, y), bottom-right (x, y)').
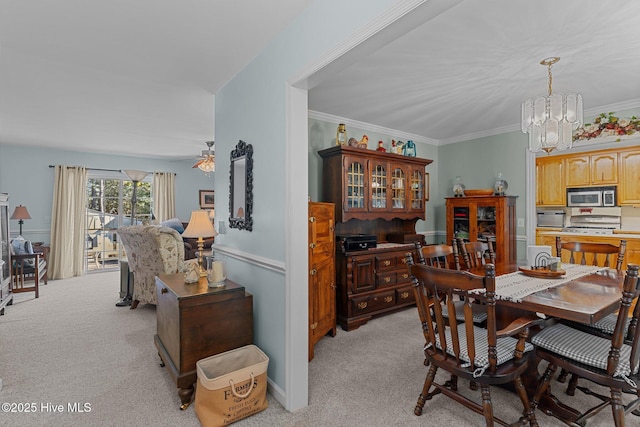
top-left (521, 57), bottom-right (583, 154)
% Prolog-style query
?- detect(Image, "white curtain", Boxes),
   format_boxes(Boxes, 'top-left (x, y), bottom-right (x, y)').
top-left (153, 171), bottom-right (176, 222)
top-left (49, 165), bottom-right (88, 279)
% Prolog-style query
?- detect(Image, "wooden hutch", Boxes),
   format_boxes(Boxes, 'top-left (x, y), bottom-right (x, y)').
top-left (319, 146), bottom-right (433, 331)
top-left (445, 195), bottom-right (518, 266)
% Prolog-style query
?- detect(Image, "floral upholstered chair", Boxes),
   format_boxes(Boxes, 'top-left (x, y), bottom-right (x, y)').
top-left (117, 225), bottom-right (187, 308)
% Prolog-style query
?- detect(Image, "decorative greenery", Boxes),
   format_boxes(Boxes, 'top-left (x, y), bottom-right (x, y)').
top-left (574, 112), bottom-right (640, 141)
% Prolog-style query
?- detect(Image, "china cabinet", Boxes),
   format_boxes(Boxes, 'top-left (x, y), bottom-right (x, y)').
top-left (0, 193), bottom-right (13, 315)
top-left (446, 195), bottom-right (517, 266)
top-left (308, 202), bottom-right (336, 360)
top-left (319, 146), bottom-right (432, 222)
top-left (319, 145), bottom-right (433, 331)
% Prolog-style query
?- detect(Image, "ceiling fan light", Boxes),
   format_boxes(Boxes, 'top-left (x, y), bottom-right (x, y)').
top-left (198, 158), bottom-right (215, 173)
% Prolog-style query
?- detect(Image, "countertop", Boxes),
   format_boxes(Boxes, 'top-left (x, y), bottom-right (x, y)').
top-left (537, 230), bottom-right (640, 239)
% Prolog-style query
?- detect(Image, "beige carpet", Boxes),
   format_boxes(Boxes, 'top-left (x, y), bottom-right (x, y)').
top-left (0, 272), bottom-right (630, 426)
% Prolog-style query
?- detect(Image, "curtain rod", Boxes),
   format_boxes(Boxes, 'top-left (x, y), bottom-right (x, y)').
top-left (48, 165), bottom-right (176, 175)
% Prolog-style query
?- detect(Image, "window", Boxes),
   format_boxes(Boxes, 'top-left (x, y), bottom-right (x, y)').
top-left (85, 171), bottom-right (152, 272)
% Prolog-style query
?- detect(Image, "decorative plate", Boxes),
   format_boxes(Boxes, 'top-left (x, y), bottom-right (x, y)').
top-left (518, 266), bottom-right (566, 278)
top-left (464, 189), bottom-right (494, 196)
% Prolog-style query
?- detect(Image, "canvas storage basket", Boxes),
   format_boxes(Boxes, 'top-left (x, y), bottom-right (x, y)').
top-left (194, 345), bottom-right (269, 427)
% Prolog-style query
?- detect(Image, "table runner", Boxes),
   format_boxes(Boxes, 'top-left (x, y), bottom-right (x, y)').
top-left (472, 264), bottom-right (604, 302)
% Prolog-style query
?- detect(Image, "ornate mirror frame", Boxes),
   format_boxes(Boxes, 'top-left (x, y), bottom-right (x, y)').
top-left (229, 140), bottom-right (253, 231)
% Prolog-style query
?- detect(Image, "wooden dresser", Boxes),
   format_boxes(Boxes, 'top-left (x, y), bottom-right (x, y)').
top-left (154, 274), bottom-right (253, 409)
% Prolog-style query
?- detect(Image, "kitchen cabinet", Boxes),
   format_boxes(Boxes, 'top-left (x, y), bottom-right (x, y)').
top-left (0, 193), bottom-right (12, 315)
top-left (446, 196), bottom-right (517, 266)
top-left (536, 156), bottom-right (565, 206)
top-left (618, 148), bottom-right (640, 205)
top-left (308, 202), bottom-right (336, 360)
top-left (565, 152), bottom-right (617, 187)
top-left (336, 243), bottom-right (417, 331)
top-left (319, 146), bottom-right (432, 222)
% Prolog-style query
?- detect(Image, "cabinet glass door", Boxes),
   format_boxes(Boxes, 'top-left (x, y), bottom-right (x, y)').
top-left (345, 160), bottom-right (365, 209)
top-left (476, 204), bottom-right (496, 241)
top-left (453, 207), bottom-right (470, 240)
top-left (370, 163), bottom-right (387, 209)
top-left (391, 167), bottom-right (406, 209)
top-left (410, 169), bottom-right (424, 210)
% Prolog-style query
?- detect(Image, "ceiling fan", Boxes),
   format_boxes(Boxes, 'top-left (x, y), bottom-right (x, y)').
top-left (193, 141), bottom-right (215, 174)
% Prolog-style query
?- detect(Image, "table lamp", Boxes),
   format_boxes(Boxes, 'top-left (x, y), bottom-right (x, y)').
top-left (11, 205), bottom-right (31, 236)
top-left (182, 210), bottom-right (218, 276)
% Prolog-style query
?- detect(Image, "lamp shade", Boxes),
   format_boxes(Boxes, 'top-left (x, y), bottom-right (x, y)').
top-left (183, 210), bottom-right (218, 238)
top-left (122, 169), bottom-right (150, 182)
top-left (10, 205), bottom-right (31, 220)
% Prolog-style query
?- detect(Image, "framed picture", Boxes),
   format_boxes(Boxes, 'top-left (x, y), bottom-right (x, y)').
top-left (425, 173), bottom-right (430, 202)
top-left (199, 190), bottom-right (215, 209)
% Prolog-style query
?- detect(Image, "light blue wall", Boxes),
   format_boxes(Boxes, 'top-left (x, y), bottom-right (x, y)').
top-left (214, 0), bottom-right (399, 401)
top-left (0, 142), bottom-right (214, 242)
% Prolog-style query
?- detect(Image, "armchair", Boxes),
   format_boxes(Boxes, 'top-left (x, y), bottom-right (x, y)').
top-left (117, 225), bottom-right (186, 309)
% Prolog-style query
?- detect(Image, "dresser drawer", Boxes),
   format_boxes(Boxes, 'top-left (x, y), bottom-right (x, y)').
top-left (351, 290), bottom-right (396, 315)
top-left (375, 254), bottom-right (397, 271)
top-left (395, 286), bottom-right (415, 304)
top-left (376, 271), bottom-right (397, 288)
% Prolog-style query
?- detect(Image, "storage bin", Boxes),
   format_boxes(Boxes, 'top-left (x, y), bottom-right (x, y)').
top-left (194, 345), bottom-right (269, 427)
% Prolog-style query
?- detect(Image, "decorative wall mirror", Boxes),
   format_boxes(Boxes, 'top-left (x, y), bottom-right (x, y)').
top-left (229, 140), bottom-right (253, 231)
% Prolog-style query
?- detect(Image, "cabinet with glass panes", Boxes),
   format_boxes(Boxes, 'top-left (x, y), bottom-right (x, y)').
top-left (319, 146), bottom-right (432, 222)
top-left (446, 195), bottom-right (517, 266)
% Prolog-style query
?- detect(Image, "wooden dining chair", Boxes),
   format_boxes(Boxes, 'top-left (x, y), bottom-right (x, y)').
top-left (415, 241), bottom-right (461, 270)
top-left (531, 264), bottom-right (640, 427)
top-left (554, 236), bottom-right (629, 391)
top-left (406, 254), bottom-right (541, 426)
top-left (457, 238), bottom-right (496, 271)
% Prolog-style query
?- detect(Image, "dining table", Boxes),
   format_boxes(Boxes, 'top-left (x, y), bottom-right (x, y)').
top-left (477, 262), bottom-right (630, 424)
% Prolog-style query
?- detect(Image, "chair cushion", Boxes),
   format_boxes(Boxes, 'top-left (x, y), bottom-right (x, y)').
top-left (532, 322), bottom-right (637, 377)
top-left (434, 323), bottom-right (533, 375)
top-left (441, 301), bottom-right (488, 323)
top-left (160, 218), bottom-right (184, 234)
top-left (11, 237), bottom-right (35, 267)
top-left (592, 313), bottom-right (630, 335)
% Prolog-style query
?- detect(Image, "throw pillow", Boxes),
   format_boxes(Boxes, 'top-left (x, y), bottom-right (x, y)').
top-left (11, 237), bottom-right (35, 267)
top-left (161, 218), bottom-right (185, 234)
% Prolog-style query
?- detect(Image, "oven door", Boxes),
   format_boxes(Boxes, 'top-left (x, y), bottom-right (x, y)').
top-left (567, 190), bottom-right (602, 207)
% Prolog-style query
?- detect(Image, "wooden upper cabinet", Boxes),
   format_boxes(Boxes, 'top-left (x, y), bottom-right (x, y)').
top-left (591, 152), bottom-right (618, 184)
top-left (536, 156), bottom-right (565, 206)
top-left (619, 148), bottom-right (640, 205)
top-left (565, 151), bottom-right (618, 186)
top-left (565, 155), bottom-right (590, 186)
top-left (319, 146), bottom-right (432, 222)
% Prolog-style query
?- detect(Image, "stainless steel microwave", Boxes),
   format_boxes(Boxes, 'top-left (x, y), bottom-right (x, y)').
top-left (566, 186), bottom-right (616, 207)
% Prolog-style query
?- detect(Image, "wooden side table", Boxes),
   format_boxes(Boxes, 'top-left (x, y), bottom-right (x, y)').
top-left (154, 274), bottom-right (253, 409)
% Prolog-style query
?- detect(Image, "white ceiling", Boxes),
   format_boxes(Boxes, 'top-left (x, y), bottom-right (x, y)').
top-left (309, 0), bottom-right (640, 144)
top-left (0, 0), bottom-right (314, 159)
top-left (1, 1), bottom-right (639, 159)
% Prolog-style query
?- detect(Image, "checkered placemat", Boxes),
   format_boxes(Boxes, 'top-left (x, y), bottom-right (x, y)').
top-left (472, 264), bottom-right (604, 302)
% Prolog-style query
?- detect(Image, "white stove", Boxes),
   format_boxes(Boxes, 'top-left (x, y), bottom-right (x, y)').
top-left (562, 207), bottom-right (621, 235)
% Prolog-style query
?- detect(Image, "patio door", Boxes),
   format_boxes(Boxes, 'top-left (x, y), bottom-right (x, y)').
top-left (85, 171), bottom-right (152, 272)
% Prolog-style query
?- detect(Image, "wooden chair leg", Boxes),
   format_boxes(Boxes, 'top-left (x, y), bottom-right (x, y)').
top-left (532, 363), bottom-right (557, 410)
top-left (514, 376), bottom-right (538, 427)
top-left (480, 384), bottom-right (494, 426)
top-left (566, 374), bottom-right (579, 396)
top-left (415, 364), bottom-right (438, 416)
top-left (557, 367), bottom-right (569, 383)
top-left (611, 387), bottom-right (625, 427)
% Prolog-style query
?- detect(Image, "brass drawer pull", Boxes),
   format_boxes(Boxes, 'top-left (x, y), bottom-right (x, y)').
top-left (400, 291), bottom-right (409, 299)
top-left (383, 277), bottom-right (391, 283)
top-left (383, 260), bottom-right (391, 266)
top-left (357, 301), bottom-right (368, 309)
top-left (384, 296), bottom-right (393, 303)
top-left (401, 273), bottom-right (409, 279)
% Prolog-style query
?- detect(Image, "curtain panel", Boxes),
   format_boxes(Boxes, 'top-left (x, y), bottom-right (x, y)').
top-left (153, 171), bottom-right (176, 222)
